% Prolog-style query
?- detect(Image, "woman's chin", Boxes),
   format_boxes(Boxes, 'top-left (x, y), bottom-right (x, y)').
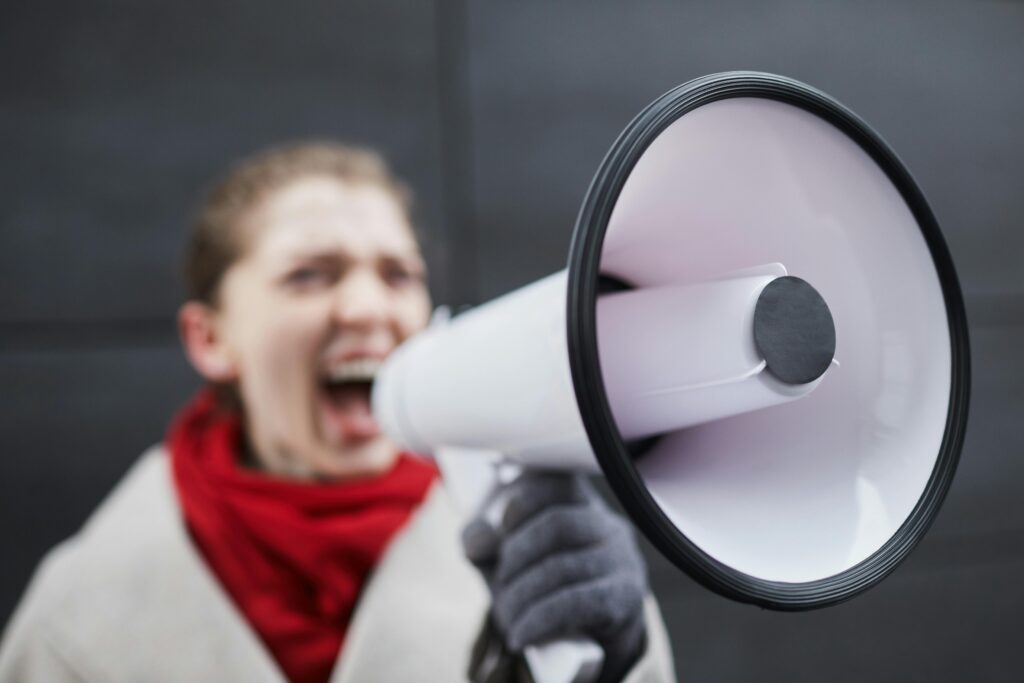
top-left (310, 436), bottom-right (399, 481)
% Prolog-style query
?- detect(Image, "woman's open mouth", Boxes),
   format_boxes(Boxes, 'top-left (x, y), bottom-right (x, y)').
top-left (319, 358), bottom-right (383, 442)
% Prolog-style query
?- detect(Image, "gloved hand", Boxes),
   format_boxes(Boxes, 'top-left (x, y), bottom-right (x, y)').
top-left (462, 472), bottom-right (648, 683)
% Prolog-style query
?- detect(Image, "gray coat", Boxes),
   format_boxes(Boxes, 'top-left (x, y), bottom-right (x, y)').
top-left (0, 447), bottom-right (677, 682)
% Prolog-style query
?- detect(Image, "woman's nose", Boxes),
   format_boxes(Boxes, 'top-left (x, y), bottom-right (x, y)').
top-left (330, 269), bottom-right (392, 329)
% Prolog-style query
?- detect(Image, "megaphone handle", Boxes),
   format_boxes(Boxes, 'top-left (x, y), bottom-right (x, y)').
top-left (434, 448), bottom-right (605, 683)
top-left (524, 639), bottom-right (605, 683)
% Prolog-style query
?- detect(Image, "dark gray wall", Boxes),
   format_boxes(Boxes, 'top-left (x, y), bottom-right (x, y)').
top-left (2, 1), bottom-right (1022, 680)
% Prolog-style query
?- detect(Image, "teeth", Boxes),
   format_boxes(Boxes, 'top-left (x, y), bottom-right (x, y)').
top-left (324, 358), bottom-right (382, 383)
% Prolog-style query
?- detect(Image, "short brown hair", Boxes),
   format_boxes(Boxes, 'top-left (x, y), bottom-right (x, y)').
top-left (184, 141), bottom-right (414, 305)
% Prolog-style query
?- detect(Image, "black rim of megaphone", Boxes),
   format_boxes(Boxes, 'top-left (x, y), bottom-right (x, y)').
top-left (566, 71), bottom-right (971, 610)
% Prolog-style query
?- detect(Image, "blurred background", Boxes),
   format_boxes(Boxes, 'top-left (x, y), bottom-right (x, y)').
top-left (1, 1), bottom-right (1021, 679)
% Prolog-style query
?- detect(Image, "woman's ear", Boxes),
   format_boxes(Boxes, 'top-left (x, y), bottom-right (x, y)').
top-left (178, 301), bottom-right (238, 382)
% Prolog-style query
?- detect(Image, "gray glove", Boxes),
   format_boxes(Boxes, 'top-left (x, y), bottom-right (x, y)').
top-left (462, 472), bottom-right (648, 683)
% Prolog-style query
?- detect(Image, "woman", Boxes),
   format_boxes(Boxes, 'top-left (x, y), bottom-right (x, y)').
top-left (0, 143), bottom-right (675, 682)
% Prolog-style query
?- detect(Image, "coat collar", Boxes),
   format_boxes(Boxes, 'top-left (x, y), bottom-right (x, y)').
top-left (331, 475), bottom-right (488, 683)
top-left (40, 447), bottom-right (487, 683)
top-left (40, 447), bottom-right (284, 682)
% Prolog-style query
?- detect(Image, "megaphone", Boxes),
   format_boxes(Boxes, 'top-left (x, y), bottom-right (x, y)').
top-left (373, 71), bottom-right (969, 681)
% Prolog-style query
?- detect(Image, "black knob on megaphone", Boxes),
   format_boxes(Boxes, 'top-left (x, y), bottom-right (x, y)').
top-left (753, 275), bottom-right (836, 386)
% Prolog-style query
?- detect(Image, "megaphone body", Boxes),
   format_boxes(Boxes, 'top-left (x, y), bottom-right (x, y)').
top-left (372, 71), bottom-right (969, 683)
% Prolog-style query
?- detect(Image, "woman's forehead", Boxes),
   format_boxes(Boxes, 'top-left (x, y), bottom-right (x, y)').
top-left (245, 176), bottom-right (420, 260)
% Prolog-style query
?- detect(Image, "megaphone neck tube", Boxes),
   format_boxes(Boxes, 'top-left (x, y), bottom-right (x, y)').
top-left (596, 270), bottom-right (835, 441)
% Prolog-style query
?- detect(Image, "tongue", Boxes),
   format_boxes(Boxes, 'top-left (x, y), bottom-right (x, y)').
top-left (321, 383), bottom-right (380, 441)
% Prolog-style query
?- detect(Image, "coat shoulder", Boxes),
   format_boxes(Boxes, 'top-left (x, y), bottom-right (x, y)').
top-left (19, 446), bottom-right (181, 617)
top-left (0, 447), bottom-right (272, 683)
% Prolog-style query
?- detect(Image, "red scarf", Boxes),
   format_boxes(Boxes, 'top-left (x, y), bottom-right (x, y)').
top-left (168, 389), bottom-right (438, 683)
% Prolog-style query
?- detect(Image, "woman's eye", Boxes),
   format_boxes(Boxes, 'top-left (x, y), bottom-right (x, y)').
top-left (382, 265), bottom-right (418, 287)
top-left (284, 266), bottom-right (331, 288)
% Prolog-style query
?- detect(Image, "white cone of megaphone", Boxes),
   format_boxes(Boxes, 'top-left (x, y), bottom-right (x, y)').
top-left (373, 72), bottom-right (970, 683)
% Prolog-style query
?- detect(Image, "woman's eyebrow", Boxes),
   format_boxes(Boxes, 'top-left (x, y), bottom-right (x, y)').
top-left (268, 251), bottom-right (350, 274)
top-left (271, 243), bottom-right (423, 269)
